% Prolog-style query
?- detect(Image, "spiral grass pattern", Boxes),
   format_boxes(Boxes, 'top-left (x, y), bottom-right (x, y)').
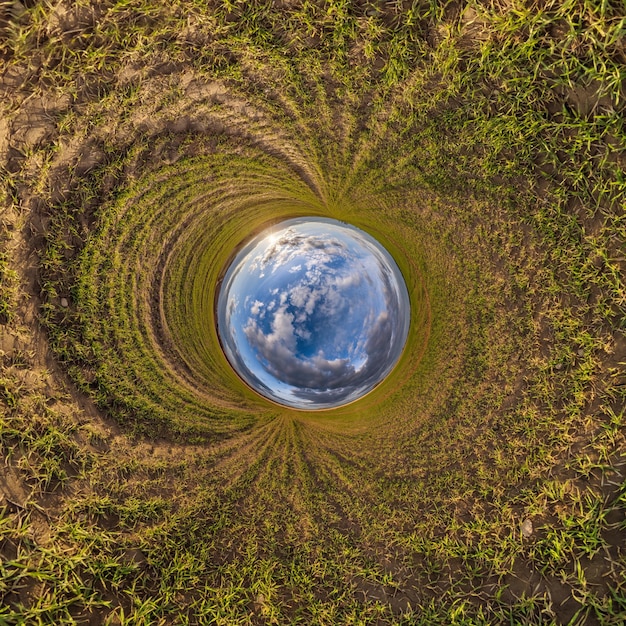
top-left (0, 1), bottom-right (625, 623)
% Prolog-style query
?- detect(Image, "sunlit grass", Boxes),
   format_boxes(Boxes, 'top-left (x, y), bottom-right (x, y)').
top-left (0, 0), bottom-right (624, 623)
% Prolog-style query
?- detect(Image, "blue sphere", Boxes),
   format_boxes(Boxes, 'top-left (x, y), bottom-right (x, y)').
top-left (217, 218), bottom-right (410, 409)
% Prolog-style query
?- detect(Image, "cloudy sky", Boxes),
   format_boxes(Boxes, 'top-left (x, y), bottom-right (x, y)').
top-left (217, 218), bottom-right (410, 409)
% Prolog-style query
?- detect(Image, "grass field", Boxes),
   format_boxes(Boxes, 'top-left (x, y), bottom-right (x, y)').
top-left (0, 1), bottom-right (625, 624)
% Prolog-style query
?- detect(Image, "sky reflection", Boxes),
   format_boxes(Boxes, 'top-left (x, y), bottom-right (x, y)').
top-left (217, 218), bottom-right (410, 409)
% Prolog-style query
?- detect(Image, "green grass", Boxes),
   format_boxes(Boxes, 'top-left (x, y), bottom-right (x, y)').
top-left (0, 0), bottom-right (625, 623)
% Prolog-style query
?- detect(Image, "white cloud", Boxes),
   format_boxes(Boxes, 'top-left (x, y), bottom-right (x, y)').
top-left (289, 284), bottom-right (311, 309)
top-left (295, 327), bottom-right (311, 341)
top-left (250, 230), bottom-right (351, 277)
top-left (226, 296), bottom-right (238, 323)
top-left (271, 306), bottom-right (297, 351)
